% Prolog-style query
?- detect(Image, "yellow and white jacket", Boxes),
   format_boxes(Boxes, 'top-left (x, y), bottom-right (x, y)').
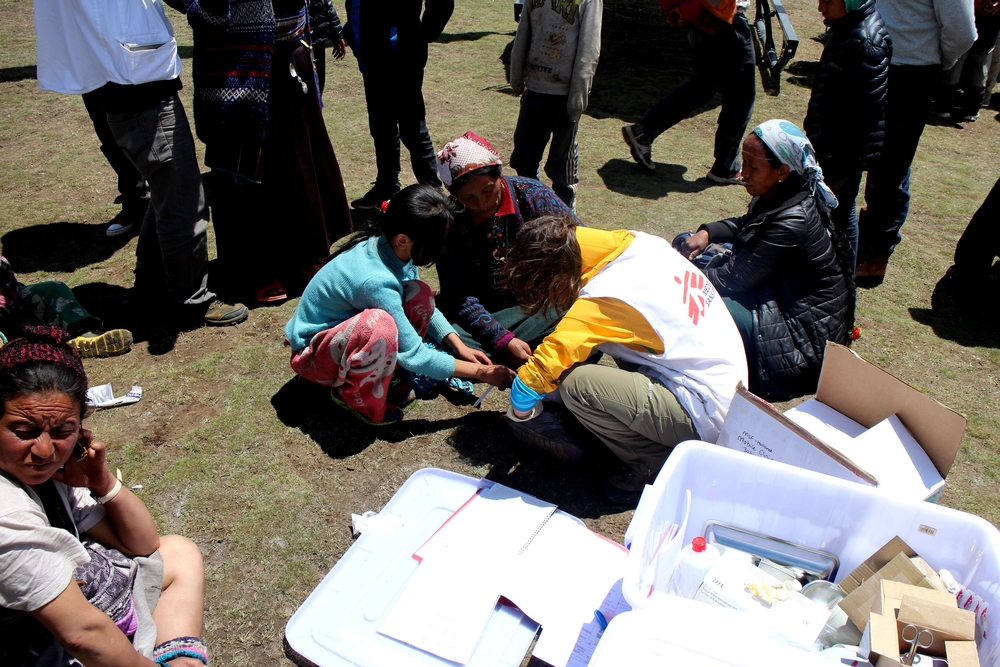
top-left (515, 227), bottom-right (748, 442)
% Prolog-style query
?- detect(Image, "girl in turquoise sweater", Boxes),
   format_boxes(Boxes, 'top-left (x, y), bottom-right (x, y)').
top-left (285, 185), bottom-right (515, 425)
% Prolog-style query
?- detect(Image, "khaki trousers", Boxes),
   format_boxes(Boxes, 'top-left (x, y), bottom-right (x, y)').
top-left (559, 364), bottom-right (697, 475)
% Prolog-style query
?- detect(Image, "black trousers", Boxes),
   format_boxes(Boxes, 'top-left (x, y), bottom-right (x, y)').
top-left (362, 62), bottom-right (442, 189)
top-left (81, 89), bottom-right (146, 203)
top-left (640, 14), bottom-right (756, 177)
top-left (858, 65), bottom-right (937, 261)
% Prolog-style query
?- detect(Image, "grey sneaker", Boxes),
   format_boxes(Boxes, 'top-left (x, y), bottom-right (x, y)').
top-left (508, 410), bottom-right (586, 462)
top-left (622, 124), bottom-right (655, 171)
top-left (203, 299), bottom-right (248, 326)
top-left (706, 170), bottom-right (745, 186)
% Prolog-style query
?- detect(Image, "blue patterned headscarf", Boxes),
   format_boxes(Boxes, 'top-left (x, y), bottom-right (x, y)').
top-left (752, 119), bottom-right (839, 213)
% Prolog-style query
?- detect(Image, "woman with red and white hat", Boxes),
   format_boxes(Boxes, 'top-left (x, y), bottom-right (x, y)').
top-left (434, 131), bottom-right (580, 367)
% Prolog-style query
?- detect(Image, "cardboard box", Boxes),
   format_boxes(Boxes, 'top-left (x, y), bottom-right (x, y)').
top-left (840, 552), bottom-right (943, 630)
top-left (840, 537), bottom-right (916, 595)
top-left (896, 594), bottom-right (975, 655)
top-left (873, 580), bottom-right (955, 617)
top-left (861, 611), bottom-right (903, 665)
top-left (946, 641), bottom-right (982, 667)
top-left (716, 342), bottom-right (967, 502)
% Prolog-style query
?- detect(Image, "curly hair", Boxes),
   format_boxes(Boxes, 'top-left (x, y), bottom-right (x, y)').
top-left (501, 215), bottom-right (582, 317)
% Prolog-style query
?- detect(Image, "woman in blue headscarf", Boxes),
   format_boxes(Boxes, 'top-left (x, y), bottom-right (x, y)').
top-left (681, 119), bottom-right (855, 401)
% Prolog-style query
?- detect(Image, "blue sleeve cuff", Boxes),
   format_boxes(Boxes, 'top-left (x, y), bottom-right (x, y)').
top-left (511, 376), bottom-right (544, 412)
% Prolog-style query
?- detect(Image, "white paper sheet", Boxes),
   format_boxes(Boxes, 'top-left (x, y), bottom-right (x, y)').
top-left (377, 553), bottom-right (506, 664)
top-left (378, 483), bottom-right (557, 664)
top-left (566, 579), bottom-right (632, 667)
top-left (501, 512), bottom-right (628, 667)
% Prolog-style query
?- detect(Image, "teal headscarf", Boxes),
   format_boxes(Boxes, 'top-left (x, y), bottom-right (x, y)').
top-left (844, 0), bottom-right (864, 11)
top-left (752, 119), bottom-right (839, 213)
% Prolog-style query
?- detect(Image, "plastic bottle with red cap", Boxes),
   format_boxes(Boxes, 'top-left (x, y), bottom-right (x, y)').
top-left (669, 536), bottom-right (721, 599)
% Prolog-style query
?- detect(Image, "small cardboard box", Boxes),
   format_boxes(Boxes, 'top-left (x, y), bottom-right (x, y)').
top-left (840, 537), bottom-right (916, 595)
top-left (716, 342), bottom-right (967, 502)
top-left (896, 595), bottom-right (975, 655)
top-left (840, 552), bottom-right (943, 630)
top-left (873, 580), bottom-right (955, 616)
top-left (861, 611), bottom-right (903, 665)
top-left (946, 641), bottom-right (982, 667)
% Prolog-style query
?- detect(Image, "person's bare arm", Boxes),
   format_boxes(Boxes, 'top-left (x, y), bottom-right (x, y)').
top-left (54, 434), bottom-right (159, 557)
top-left (32, 582), bottom-right (156, 667)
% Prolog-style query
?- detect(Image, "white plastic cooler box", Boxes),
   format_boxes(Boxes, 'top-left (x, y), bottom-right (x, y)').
top-left (619, 441), bottom-right (1000, 666)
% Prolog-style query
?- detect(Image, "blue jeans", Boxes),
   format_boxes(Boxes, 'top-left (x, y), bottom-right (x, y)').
top-left (640, 14), bottom-right (756, 177)
top-left (106, 94), bottom-right (214, 306)
top-left (827, 170), bottom-right (863, 271)
top-left (858, 65), bottom-right (936, 261)
top-left (510, 91), bottom-right (579, 208)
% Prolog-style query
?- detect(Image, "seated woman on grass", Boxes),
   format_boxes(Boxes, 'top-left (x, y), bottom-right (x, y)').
top-left (0, 326), bottom-right (207, 667)
top-left (680, 119), bottom-right (855, 401)
top-left (502, 216), bottom-right (748, 505)
top-left (434, 131), bottom-right (580, 367)
top-left (284, 184), bottom-right (515, 426)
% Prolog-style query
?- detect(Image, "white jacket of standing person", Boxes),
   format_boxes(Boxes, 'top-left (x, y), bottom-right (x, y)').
top-left (33, 0), bottom-right (182, 95)
top-left (509, 0), bottom-right (603, 121)
top-left (877, 0), bottom-right (977, 69)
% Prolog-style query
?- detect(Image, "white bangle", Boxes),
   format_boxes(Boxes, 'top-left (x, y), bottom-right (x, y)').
top-left (97, 478), bottom-right (123, 505)
top-left (506, 402), bottom-right (544, 422)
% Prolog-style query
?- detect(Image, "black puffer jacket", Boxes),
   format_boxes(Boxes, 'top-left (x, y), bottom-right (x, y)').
top-left (701, 176), bottom-right (851, 401)
top-left (803, 0), bottom-right (891, 177)
top-left (308, 0), bottom-right (344, 46)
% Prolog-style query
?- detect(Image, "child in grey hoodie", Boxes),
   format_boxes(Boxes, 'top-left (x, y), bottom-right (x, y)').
top-left (509, 0), bottom-right (603, 209)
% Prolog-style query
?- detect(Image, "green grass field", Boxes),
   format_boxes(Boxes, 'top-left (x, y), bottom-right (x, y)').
top-left (1, 0), bottom-right (998, 663)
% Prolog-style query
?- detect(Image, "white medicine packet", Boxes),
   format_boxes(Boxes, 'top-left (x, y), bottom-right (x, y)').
top-left (695, 549), bottom-right (832, 649)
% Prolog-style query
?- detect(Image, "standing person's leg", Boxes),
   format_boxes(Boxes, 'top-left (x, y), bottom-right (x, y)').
top-left (708, 14), bottom-right (755, 181)
top-left (858, 65), bottom-right (936, 280)
top-left (623, 28), bottom-right (716, 170)
top-left (954, 176), bottom-right (1000, 280)
top-left (82, 90), bottom-right (148, 236)
top-left (106, 95), bottom-right (246, 324)
top-left (541, 95), bottom-right (580, 208)
top-left (956, 13), bottom-right (1000, 119)
top-left (827, 170), bottom-right (864, 271)
top-left (510, 91), bottom-right (555, 184)
top-left (289, 309), bottom-right (401, 423)
top-left (396, 62), bottom-right (442, 187)
top-left (315, 45), bottom-right (328, 95)
top-left (558, 364), bottom-right (697, 501)
top-left (358, 69), bottom-right (403, 205)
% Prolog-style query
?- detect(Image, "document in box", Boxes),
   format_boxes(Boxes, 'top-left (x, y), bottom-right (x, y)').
top-left (378, 483), bottom-right (557, 664)
top-left (502, 512), bottom-right (628, 667)
top-left (376, 553), bottom-right (505, 664)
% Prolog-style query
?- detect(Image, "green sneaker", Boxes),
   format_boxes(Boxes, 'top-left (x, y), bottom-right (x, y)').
top-left (68, 330), bottom-right (133, 358)
top-left (203, 299), bottom-right (248, 326)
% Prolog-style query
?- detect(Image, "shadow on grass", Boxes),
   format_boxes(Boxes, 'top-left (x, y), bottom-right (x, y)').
top-left (71, 282), bottom-right (211, 355)
top-left (909, 271), bottom-right (1000, 348)
top-left (784, 60), bottom-right (819, 90)
top-left (584, 0), bottom-right (704, 122)
top-left (447, 409), bottom-right (631, 519)
top-left (2, 222), bottom-right (135, 273)
top-left (440, 30), bottom-right (512, 43)
top-left (597, 158), bottom-right (714, 199)
top-left (270, 377), bottom-right (474, 458)
top-left (0, 65), bottom-right (36, 83)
